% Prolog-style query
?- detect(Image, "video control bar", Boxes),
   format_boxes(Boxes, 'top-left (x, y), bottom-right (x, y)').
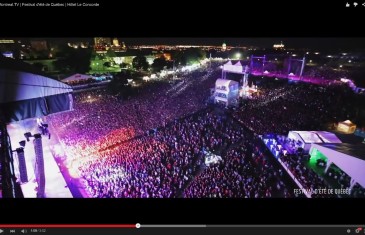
top-left (0, 224), bottom-right (363, 235)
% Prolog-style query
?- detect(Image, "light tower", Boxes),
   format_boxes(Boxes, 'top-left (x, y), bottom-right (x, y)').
top-left (250, 55), bottom-right (266, 74)
top-left (33, 133), bottom-right (45, 198)
top-left (287, 56), bottom-right (306, 80)
top-left (242, 65), bottom-right (249, 87)
top-left (16, 147), bottom-right (28, 183)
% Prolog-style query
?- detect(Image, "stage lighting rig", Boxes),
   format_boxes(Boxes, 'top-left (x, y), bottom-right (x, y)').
top-left (19, 140), bottom-right (26, 147)
top-left (24, 132), bottom-right (32, 142)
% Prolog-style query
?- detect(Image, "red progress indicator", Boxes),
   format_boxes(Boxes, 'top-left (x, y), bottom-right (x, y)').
top-left (0, 224), bottom-right (137, 228)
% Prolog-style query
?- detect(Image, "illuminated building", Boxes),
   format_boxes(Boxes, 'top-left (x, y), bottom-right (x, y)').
top-left (94, 37), bottom-right (111, 52)
top-left (0, 39), bottom-right (15, 44)
top-left (222, 42), bottom-right (227, 51)
top-left (30, 40), bottom-right (48, 51)
top-left (0, 39), bottom-right (27, 59)
top-left (94, 37), bottom-right (126, 52)
top-left (2, 52), bottom-right (14, 58)
top-left (67, 41), bottom-right (90, 49)
top-left (94, 37), bottom-right (111, 46)
top-left (273, 41), bottom-right (285, 50)
top-left (110, 38), bottom-right (127, 52)
top-left (112, 38), bottom-right (119, 46)
top-left (152, 51), bottom-right (171, 60)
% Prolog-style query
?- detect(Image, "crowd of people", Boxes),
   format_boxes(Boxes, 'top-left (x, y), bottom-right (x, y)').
top-left (303, 66), bottom-right (350, 80)
top-left (184, 137), bottom-right (295, 198)
top-left (325, 163), bottom-right (365, 198)
top-left (232, 80), bottom-right (355, 135)
top-left (49, 63), bottom-right (222, 145)
top-left (62, 107), bottom-right (299, 198)
top-left (68, 110), bottom-right (257, 198)
top-left (49, 63), bottom-right (250, 197)
top-left (46, 60), bottom-right (364, 198)
top-left (279, 153), bottom-right (335, 198)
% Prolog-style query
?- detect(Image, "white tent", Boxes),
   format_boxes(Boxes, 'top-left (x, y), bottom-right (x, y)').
top-left (288, 131), bottom-right (342, 152)
top-left (337, 120), bottom-right (356, 134)
top-left (310, 143), bottom-right (365, 189)
top-left (223, 60), bottom-right (244, 74)
top-left (61, 73), bottom-right (92, 83)
top-left (0, 69), bottom-right (73, 123)
top-left (234, 61), bottom-right (242, 66)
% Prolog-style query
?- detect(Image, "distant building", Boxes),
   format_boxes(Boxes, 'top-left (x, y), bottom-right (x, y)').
top-left (110, 38), bottom-right (127, 52)
top-left (94, 37), bottom-right (111, 52)
top-left (0, 39), bottom-right (15, 44)
top-left (94, 37), bottom-right (111, 47)
top-left (94, 37), bottom-right (126, 52)
top-left (111, 53), bottom-right (135, 65)
top-left (2, 52), bottom-right (14, 58)
top-left (67, 41), bottom-right (90, 49)
top-left (0, 39), bottom-right (30, 59)
top-left (152, 51), bottom-right (171, 60)
top-left (0, 39), bottom-right (17, 57)
top-left (112, 38), bottom-right (119, 46)
top-left (30, 40), bottom-right (48, 51)
top-left (273, 41), bottom-right (285, 50)
top-left (105, 49), bottom-right (167, 66)
top-left (222, 42), bottom-right (227, 51)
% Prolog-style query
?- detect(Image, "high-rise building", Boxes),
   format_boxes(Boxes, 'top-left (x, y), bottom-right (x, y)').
top-left (94, 37), bottom-right (111, 47)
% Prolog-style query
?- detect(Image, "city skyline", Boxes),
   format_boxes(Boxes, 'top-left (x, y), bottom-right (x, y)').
top-left (6, 38), bottom-right (365, 51)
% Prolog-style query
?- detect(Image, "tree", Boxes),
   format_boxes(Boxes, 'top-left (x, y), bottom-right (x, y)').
top-left (53, 43), bottom-right (72, 58)
top-left (132, 55), bottom-right (149, 71)
top-left (172, 50), bottom-right (187, 66)
top-left (103, 62), bottom-right (111, 67)
top-left (120, 62), bottom-right (129, 69)
top-left (106, 49), bottom-right (116, 58)
top-left (152, 56), bottom-right (167, 73)
top-left (33, 62), bottom-right (44, 71)
top-left (107, 71), bottom-right (133, 97)
top-left (53, 47), bottom-right (92, 74)
top-left (184, 48), bottom-right (206, 65)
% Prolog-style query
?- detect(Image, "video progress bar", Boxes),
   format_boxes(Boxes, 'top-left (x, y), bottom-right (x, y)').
top-left (0, 224), bottom-right (363, 228)
top-left (0, 224), bottom-right (136, 228)
top-left (141, 225), bottom-right (206, 228)
top-left (141, 225), bottom-right (365, 228)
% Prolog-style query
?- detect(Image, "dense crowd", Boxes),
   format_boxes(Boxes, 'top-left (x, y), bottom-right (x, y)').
top-left (71, 110), bottom-right (255, 198)
top-left (185, 137), bottom-right (294, 198)
top-left (62, 108), bottom-right (297, 198)
top-left (279, 153), bottom-right (335, 198)
top-left (232, 81), bottom-right (355, 135)
top-left (49, 63), bottom-right (222, 145)
top-left (46, 61), bottom-right (364, 198)
top-left (303, 66), bottom-right (350, 80)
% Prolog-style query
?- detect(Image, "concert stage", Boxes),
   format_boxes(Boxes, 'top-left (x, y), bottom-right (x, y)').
top-left (7, 119), bottom-right (73, 198)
